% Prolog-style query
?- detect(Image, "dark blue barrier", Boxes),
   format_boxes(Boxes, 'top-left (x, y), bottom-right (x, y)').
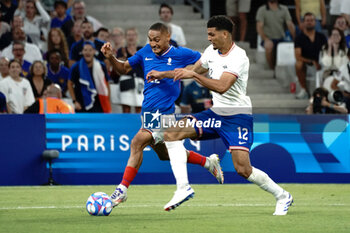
top-left (0, 115), bottom-right (46, 185)
top-left (1, 114), bottom-right (349, 185)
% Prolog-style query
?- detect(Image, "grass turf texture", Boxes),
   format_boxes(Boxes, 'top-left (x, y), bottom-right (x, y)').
top-left (0, 184), bottom-right (349, 233)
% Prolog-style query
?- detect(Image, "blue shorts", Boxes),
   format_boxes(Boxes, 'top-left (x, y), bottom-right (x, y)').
top-left (190, 109), bottom-right (253, 152)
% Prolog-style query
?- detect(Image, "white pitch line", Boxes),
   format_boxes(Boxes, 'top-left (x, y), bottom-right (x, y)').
top-left (0, 203), bottom-right (348, 210)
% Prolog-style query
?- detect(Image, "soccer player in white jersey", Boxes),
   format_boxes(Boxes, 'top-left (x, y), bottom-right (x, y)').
top-left (148, 15), bottom-right (293, 215)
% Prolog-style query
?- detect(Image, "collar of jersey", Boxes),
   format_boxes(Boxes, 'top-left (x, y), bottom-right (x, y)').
top-left (218, 42), bottom-right (235, 57)
top-left (160, 45), bottom-right (173, 56)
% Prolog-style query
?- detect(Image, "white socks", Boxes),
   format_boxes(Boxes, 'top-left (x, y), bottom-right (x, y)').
top-left (247, 167), bottom-right (284, 199)
top-left (166, 141), bottom-right (189, 190)
top-left (204, 158), bottom-right (210, 169)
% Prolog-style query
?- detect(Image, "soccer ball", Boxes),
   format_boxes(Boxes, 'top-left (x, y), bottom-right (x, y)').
top-left (86, 192), bottom-right (113, 216)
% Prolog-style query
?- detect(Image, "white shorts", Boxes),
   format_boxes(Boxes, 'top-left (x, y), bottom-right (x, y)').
top-left (226, 0), bottom-right (251, 17)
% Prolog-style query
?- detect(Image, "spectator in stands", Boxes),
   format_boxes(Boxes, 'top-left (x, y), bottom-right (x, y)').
top-left (0, 91), bottom-right (7, 113)
top-left (69, 20), bottom-right (106, 67)
top-left (226, 0), bottom-right (251, 42)
top-left (27, 60), bottom-right (52, 99)
top-left (46, 49), bottom-right (70, 97)
top-left (295, 0), bottom-right (326, 33)
top-left (46, 28), bottom-right (69, 67)
top-left (331, 49), bottom-right (350, 112)
top-left (95, 27), bottom-right (110, 42)
top-left (10, 41), bottom-right (32, 77)
top-left (1, 26), bottom-right (42, 63)
top-left (68, 41), bottom-right (111, 113)
top-left (0, 0), bottom-right (18, 24)
top-left (180, 80), bottom-right (212, 114)
top-left (256, 0), bottom-right (295, 70)
top-left (61, 0), bottom-right (102, 39)
top-left (306, 87), bottom-right (348, 114)
top-left (66, 19), bottom-right (83, 50)
top-left (319, 27), bottom-right (348, 89)
top-left (0, 57), bottom-right (10, 81)
top-left (0, 59), bottom-right (35, 113)
top-left (0, 15), bottom-right (28, 50)
top-left (15, 0), bottom-right (51, 52)
top-left (0, 10), bottom-right (11, 37)
top-left (159, 3), bottom-right (186, 47)
top-left (117, 28), bottom-right (143, 113)
top-left (24, 83), bottom-right (74, 114)
top-left (50, 0), bottom-right (72, 29)
top-left (333, 15), bottom-right (350, 48)
top-left (330, 0), bottom-right (342, 28)
top-left (107, 27), bottom-right (124, 84)
top-left (295, 12), bottom-right (327, 99)
top-left (110, 27), bottom-right (125, 54)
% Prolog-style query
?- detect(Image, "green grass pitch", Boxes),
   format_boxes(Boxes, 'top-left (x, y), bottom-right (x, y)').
top-left (0, 184), bottom-right (349, 233)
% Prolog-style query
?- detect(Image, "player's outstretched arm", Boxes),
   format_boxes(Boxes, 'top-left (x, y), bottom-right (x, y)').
top-left (175, 69), bottom-right (237, 94)
top-left (101, 42), bottom-right (132, 74)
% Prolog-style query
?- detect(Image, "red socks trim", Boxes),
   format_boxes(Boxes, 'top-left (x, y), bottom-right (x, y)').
top-left (187, 150), bottom-right (207, 167)
top-left (121, 166), bottom-right (138, 188)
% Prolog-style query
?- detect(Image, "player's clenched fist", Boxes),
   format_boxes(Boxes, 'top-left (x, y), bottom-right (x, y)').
top-left (101, 42), bottom-right (113, 58)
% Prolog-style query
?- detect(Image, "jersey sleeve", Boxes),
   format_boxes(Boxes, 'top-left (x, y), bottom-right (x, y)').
top-left (226, 53), bottom-right (248, 79)
top-left (128, 47), bottom-right (145, 70)
top-left (179, 47), bottom-right (201, 66)
top-left (200, 46), bottom-right (211, 69)
top-left (69, 42), bottom-right (78, 60)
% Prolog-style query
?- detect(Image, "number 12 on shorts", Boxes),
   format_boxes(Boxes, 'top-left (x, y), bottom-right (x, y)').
top-left (237, 127), bottom-right (248, 140)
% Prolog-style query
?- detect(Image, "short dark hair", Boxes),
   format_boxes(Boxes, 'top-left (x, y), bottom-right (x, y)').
top-left (207, 15), bottom-right (234, 33)
top-left (9, 59), bottom-right (22, 68)
top-left (81, 19), bottom-right (92, 27)
top-left (47, 49), bottom-right (62, 60)
top-left (304, 12), bottom-right (315, 19)
top-left (149, 22), bottom-right (169, 34)
top-left (159, 3), bottom-right (173, 15)
top-left (94, 27), bottom-right (109, 37)
top-left (54, 0), bottom-right (67, 9)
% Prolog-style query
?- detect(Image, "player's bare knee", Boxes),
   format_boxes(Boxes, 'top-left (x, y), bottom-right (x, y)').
top-left (130, 136), bottom-right (147, 153)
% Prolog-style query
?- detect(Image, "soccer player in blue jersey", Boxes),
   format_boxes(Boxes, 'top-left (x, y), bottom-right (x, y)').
top-left (149, 16), bottom-right (293, 215)
top-left (101, 22), bottom-right (224, 211)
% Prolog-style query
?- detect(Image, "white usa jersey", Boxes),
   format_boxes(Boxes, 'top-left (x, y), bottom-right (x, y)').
top-left (200, 43), bottom-right (252, 115)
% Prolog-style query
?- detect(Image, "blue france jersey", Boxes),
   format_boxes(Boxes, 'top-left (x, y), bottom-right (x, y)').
top-left (128, 44), bottom-right (201, 114)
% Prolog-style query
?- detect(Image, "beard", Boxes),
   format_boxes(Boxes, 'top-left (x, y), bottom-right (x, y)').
top-left (84, 32), bottom-right (92, 39)
top-left (305, 25), bottom-right (315, 32)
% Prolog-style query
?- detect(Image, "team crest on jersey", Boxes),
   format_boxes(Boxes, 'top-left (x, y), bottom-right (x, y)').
top-left (223, 65), bottom-right (227, 69)
top-left (23, 87), bottom-right (27, 96)
top-left (167, 57), bottom-right (172, 65)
